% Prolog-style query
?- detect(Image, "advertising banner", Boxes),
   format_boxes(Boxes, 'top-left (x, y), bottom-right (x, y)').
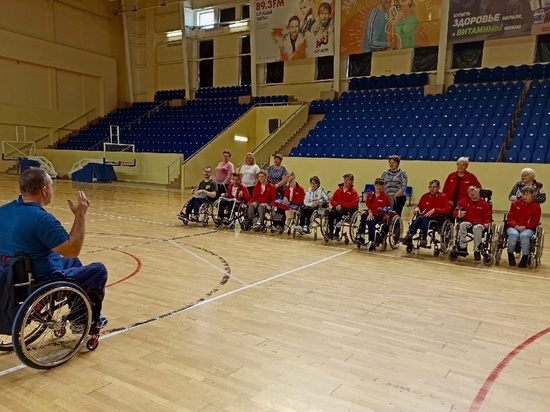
top-left (340, 0), bottom-right (441, 56)
top-left (448, 0), bottom-right (550, 43)
top-left (254, 0), bottom-right (335, 63)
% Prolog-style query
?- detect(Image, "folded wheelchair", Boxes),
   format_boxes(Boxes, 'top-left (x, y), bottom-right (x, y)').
top-left (0, 254), bottom-right (99, 369)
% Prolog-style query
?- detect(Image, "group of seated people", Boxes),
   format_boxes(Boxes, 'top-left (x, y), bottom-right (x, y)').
top-left (179, 155), bottom-right (545, 269)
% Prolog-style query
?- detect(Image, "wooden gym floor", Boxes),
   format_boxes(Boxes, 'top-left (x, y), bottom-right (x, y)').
top-left (0, 174), bottom-right (549, 412)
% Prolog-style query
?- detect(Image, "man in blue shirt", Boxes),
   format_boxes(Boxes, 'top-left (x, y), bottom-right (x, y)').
top-left (0, 169), bottom-right (108, 330)
top-left (363, 0), bottom-right (394, 53)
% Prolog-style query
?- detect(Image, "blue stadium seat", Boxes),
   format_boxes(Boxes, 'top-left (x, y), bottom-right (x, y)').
top-left (440, 148), bottom-right (451, 161)
top-left (487, 149), bottom-right (500, 162)
top-left (532, 150), bottom-right (546, 163)
top-left (407, 148), bottom-right (418, 160)
top-left (428, 148), bottom-right (440, 160)
top-left (474, 149), bottom-right (487, 162)
top-left (518, 149), bottom-right (532, 162)
top-left (505, 149), bottom-right (519, 162)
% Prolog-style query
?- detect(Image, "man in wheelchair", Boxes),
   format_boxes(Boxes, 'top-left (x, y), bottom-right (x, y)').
top-left (505, 186), bottom-right (542, 268)
top-left (214, 172), bottom-right (250, 226)
top-left (355, 178), bottom-right (389, 251)
top-left (454, 186), bottom-right (492, 261)
top-left (400, 179), bottom-right (451, 248)
top-left (245, 170), bottom-right (276, 231)
top-left (178, 166), bottom-right (218, 223)
top-left (0, 169), bottom-right (108, 331)
top-left (326, 173), bottom-right (359, 241)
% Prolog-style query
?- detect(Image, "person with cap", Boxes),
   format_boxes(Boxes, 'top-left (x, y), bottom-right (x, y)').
top-left (326, 173), bottom-right (359, 240)
top-left (505, 186), bottom-right (542, 268)
top-left (355, 178), bottom-right (390, 251)
top-left (267, 154), bottom-right (288, 198)
top-left (454, 185), bottom-right (492, 261)
top-left (297, 175), bottom-right (329, 234)
top-left (381, 155), bottom-right (408, 216)
top-left (400, 179), bottom-right (451, 247)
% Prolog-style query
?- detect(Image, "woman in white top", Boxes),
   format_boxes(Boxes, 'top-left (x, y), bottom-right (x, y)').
top-left (296, 176), bottom-right (329, 234)
top-left (240, 152), bottom-right (260, 197)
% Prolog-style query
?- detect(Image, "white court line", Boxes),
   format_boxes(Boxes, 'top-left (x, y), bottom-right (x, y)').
top-left (167, 239), bottom-right (249, 286)
top-left (0, 249), bottom-right (351, 377)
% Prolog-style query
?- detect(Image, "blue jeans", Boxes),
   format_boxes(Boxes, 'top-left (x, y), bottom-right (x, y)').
top-left (408, 215), bottom-right (432, 238)
top-left (358, 213), bottom-right (383, 242)
top-left (507, 227), bottom-right (534, 256)
top-left (185, 197), bottom-right (207, 216)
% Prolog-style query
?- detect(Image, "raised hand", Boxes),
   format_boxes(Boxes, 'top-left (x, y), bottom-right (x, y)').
top-left (67, 191), bottom-right (90, 217)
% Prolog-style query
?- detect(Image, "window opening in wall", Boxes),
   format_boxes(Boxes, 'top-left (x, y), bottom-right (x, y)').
top-left (412, 46), bottom-right (439, 72)
top-left (452, 41), bottom-right (483, 69)
top-left (316, 56), bottom-right (334, 80)
top-left (198, 39), bottom-right (214, 88)
top-left (219, 7), bottom-right (236, 23)
top-left (198, 9), bottom-right (215, 28)
top-left (242, 4), bottom-right (250, 20)
top-left (240, 35), bottom-right (252, 85)
top-left (347, 53), bottom-right (372, 77)
top-left (266, 61), bottom-right (284, 84)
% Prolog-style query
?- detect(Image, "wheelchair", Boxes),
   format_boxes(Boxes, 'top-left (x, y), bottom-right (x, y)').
top-left (403, 215), bottom-right (454, 257)
top-left (213, 198), bottom-right (246, 230)
top-left (292, 204), bottom-right (330, 240)
top-left (0, 255), bottom-right (99, 369)
top-left (448, 189), bottom-right (495, 265)
top-left (178, 197), bottom-right (218, 227)
top-left (493, 214), bottom-right (545, 269)
top-left (322, 208), bottom-right (361, 245)
top-left (356, 207), bottom-right (403, 251)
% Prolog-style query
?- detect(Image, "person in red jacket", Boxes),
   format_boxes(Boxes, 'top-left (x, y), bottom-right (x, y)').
top-left (506, 186), bottom-right (542, 268)
top-left (454, 185), bottom-right (492, 261)
top-left (271, 172), bottom-right (305, 233)
top-left (400, 179), bottom-right (451, 247)
top-left (215, 173), bottom-right (250, 225)
top-left (442, 157), bottom-right (482, 210)
top-left (246, 170), bottom-right (276, 231)
top-left (355, 178), bottom-right (390, 251)
top-left (326, 173), bottom-right (359, 240)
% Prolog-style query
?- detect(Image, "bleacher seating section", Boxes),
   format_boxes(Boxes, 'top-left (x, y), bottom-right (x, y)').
top-left (58, 92), bottom-right (289, 158)
top-left (349, 73), bottom-right (429, 92)
top-left (155, 89), bottom-right (186, 101)
top-left (454, 64), bottom-right (550, 84)
top-left (195, 85), bottom-right (251, 98)
top-left (293, 81), bottom-right (524, 162)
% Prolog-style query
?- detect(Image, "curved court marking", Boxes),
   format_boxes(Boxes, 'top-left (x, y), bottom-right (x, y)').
top-left (470, 326), bottom-right (550, 412)
top-left (0, 249), bottom-right (351, 377)
top-left (105, 250), bottom-right (143, 288)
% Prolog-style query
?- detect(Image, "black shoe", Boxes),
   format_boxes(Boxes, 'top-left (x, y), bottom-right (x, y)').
top-left (400, 234), bottom-right (412, 244)
top-left (518, 255), bottom-right (528, 268)
top-left (508, 252), bottom-right (516, 267)
top-left (419, 239), bottom-right (428, 248)
top-left (474, 251), bottom-right (481, 261)
top-left (458, 246), bottom-right (468, 256)
top-left (368, 243), bottom-right (376, 251)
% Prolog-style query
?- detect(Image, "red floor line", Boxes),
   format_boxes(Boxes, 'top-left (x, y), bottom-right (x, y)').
top-left (470, 326), bottom-right (550, 412)
top-left (106, 250), bottom-right (143, 288)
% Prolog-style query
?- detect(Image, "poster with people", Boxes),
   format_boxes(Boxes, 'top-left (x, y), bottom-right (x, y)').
top-left (255, 0), bottom-right (335, 63)
top-left (448, 0), bottom-right (549, 43)
top-left (340, 0), bottom-right (441, 56)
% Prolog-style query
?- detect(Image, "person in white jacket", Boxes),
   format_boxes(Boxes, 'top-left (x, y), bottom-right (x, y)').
top-left (296, 176), bottom-right (329, 234)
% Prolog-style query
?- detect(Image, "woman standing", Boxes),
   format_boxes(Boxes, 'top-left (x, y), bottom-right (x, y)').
top-left (442, 157), bottom-right (481, 209)
top-left (381, 155), bottom-right (408, 216)
top-left (239, 152), bottom-right (260, 197)
top-left (267, 154), bottom-right (288, 198)
top-left (214, 150), bottom-right (235, 196)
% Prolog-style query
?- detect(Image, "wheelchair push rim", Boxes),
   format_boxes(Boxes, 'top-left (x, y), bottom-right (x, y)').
top-left (12, 281), bottom-right (92, 369)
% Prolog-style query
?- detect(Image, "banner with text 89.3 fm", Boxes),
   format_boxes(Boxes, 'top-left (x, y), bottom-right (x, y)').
top-left (448, 0), bottom-right (550, 43)
top-left (254, 0), bottom-right (335, 63)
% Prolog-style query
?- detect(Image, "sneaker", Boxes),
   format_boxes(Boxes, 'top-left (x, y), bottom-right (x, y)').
top-left (276, 226), bottom-right (284, 234)
top-left (474, 251), bottom-right (481, 261)
top-left (252, 224), bottom-right (261, 232)
top-left (355, 235), bottom-right (366, 245)
top-left (419, 239), bottom-right (428, 248)
top-left (458, 246), bottom-right (468, 256)
top-left (214, 218), bottom-right (222, 225)
top-left (295, 225), bottom-right (302, 233)
top-left (399, 234), bottom-right (413, 244)
top-left (303, 226), bottom-right (310, 234)
top-left (222, 218), bottom-right (230, 225)
top-left (368, 243), bottom-right (376, 252)
top-left (518, 255), bottom-right (528, 268)
top-left (189, 215), bottom-right (199, 222)
top-left (97, 315), bottom-right (108, 329)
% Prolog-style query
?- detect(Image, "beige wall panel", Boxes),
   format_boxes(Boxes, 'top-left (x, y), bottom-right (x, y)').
top-left (155, 10), bottom-right (182, 33)
top-left (0, 0), bottom-right (50, 41)
top-left (0, 57), bottom-right (50, 109)
top-left (53, 3), bottom-right (84, 50)
top-left (255, 106), bottom-right (299, 139)
top-left (482, 36), bottom-right (536, 67)
top-left (371, 48), bottom-right (413, 76)
top-left (57, 70), bottom-right (84, 113)
top-left (215, 33), bottom-right (241, 58)
top-left (214, 57), bottom-right (239, 86)
top-left (157, 64), bottom-right (185, 90)
top-left (157, 42), bottom-right (183, 63)
top-left (259, 83), bottom-right (332, 102)
top-left (284, 59), bottom-right (315, 83)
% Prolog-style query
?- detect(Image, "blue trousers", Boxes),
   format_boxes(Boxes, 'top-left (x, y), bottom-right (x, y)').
top-left (507, 228), bottom-right (534, 256)
top-left (358, 213), bottom-right (383, 241)
top-left (185, 197), bottom-right (207, 216)
top-left (408, 216), bottom-right (433, 238)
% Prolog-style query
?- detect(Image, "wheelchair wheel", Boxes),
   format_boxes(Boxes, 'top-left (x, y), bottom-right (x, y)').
top-left (493, 225), bottom-right (505, 266)
top-left (387, 215), bottom-right (402, 250)
top-left (448, 249), bottom-right (458, 261)
top-left (12, 281), bottom-right (92, 369)
top-left (483, 253), bottom-right (494, 266)
top-left (319, 215), bottom-right (328, 238)
top-left (348, 211), bottom-right (360, 242)
top-left (439, 220), bottom-right (454, 254)
top-left (534, 228), bottom-right (544, 268)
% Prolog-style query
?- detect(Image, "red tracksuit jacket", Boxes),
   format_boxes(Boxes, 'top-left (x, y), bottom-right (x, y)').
top-left (222, 184), bottom-right (250, 203)
top-left (454, 197), bottom-right (492, 225)
top-left (443, 171), bottom-right (482, 204)
top-left (330, 186), bottom-right (359, 210)
top-left (417, 192), bottom-right (451, 217)
top-left (273, 184), bottom-right (305, 211)
top-left (507, 199), bottom-right (541, 230)
top-left (366, 192), bottom-right (390, 217)
top-left (249, 182), bottom-right (276, 204)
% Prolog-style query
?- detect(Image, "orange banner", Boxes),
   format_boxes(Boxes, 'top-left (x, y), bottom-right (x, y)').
top-left (340, 0), bottom-right (441, 56)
